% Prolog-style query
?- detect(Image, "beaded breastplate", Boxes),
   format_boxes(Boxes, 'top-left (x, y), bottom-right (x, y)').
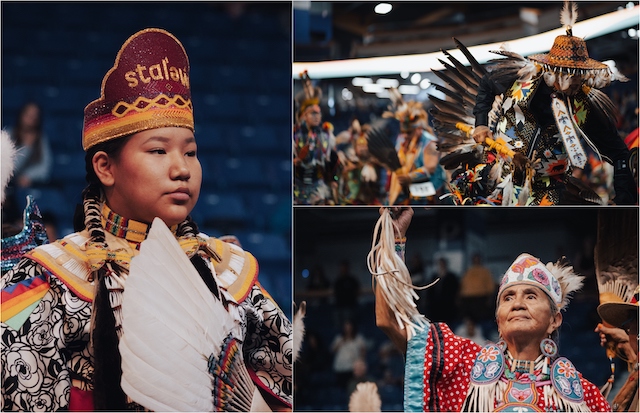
top-left (468, 343), bottom-right (585, 412)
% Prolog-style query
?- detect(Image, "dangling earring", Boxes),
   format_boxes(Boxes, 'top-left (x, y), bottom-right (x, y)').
top-left (540, 337), bottom-right (558, 375)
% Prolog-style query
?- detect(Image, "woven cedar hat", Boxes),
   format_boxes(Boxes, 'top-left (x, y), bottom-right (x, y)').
top-left (528, 2), bottom-right (608, 74)
top-left (83, 28), bottom-right (194, 151)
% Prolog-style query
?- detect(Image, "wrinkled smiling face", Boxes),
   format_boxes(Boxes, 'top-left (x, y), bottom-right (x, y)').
top-left (496, 284), bottom-right (561, 345)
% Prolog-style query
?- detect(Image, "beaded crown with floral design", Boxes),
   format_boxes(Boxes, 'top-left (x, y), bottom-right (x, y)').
top-left (498, 253), bottom-right (584, 311)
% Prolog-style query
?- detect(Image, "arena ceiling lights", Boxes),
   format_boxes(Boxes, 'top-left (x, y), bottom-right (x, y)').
top-left (292, 5), bottom-right (639, 80)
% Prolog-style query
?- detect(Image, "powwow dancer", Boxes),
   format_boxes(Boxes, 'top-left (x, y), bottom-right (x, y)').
top-left (1, 28), bottom-right (292, 411)
top-left (378, 89), bottom-right (445, 205)
top-left (334, 119), bottom-right (383, 205)
top-left (293, 71), bottom-right (338, 205)
top-left (369, 207), bottom-right (610, 411)
top-left (430, 1), bottom-right (636, 205)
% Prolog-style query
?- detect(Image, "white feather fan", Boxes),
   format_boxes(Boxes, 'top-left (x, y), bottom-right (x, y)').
top-left (349, 382), bottom-right (382, 412)
top-left (120, 217), bottom-right (259, 412)
top-left (293, 301), bottom-right (306, 362)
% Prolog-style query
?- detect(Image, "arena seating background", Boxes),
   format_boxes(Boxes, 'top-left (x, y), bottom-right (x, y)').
top-left (1, 2), bottom-right (293, 317)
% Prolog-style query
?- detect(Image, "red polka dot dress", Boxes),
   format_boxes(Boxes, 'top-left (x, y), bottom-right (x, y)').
top-left (403, 322), bottom-right (611, 412)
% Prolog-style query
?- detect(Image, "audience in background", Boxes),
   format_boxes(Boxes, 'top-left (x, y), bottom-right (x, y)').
top-left (9, 102), bottom-right (52, 189)
top-left (333, 260), bottom-right (361, 326)
top-left (331, 319), bottom-right (367, 390)
top-left (2, 102), bottom-right (53, 228)
top-left (459, 253), bottom-right (495, 325)
top-left (346, 358), bottom-right (375, 397)
top-left (454, 317), bottom-right (489, 346)
top-left (425, 256), bottom-right (459, 324)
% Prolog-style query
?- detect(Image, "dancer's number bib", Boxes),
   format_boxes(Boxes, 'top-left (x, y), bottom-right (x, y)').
top-left (410, 182), bottom-right (436, 198)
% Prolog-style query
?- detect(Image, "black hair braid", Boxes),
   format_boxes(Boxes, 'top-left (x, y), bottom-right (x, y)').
top-left (81, 183), bottom-right (128, 409)
top-left (72, 138), bottom-right (134, 408)
top-left (83, 184), bottom-right (106, 244)
top-left (176, 214), bottom-right (199, 238)
top-left (178, 215), bottom-right (220, 299)
top-left (92, 273), bottom-right (128, 410)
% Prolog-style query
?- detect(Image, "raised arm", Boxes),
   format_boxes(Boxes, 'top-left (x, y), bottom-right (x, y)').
top-left (372, 207), bottom-right (415, 354)
top-left (375, 279), bottom-right (408, 354)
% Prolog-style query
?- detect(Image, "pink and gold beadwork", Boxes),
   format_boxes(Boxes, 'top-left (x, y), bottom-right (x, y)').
top-left (498, 253), bottom-right (563, 307)
top-left (82, 28), bottom-right (194, 151)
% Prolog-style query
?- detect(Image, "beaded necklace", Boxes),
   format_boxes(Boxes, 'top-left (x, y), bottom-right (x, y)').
top-left (101, 204), bottom-right (149, 246)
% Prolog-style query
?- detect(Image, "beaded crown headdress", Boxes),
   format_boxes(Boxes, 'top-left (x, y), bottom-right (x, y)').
top-left (82, 28), bottom-right (194, 151)
top-left (498, 253), bottom-right (584, 311)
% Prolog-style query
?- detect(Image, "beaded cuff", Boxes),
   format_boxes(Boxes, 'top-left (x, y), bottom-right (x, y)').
top-left (395, 237), bottom-right (406, 260)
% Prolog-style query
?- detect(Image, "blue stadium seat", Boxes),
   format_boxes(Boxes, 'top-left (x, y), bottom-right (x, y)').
top-left (219, 156), bottom-right (266, 189)
top-left (264, 159), bottom-right (292, 191)
top-left (1, 86), bottom-right (26, 112)
top-left (239, 231), bottom-right (290, 262)
top-left (191, 192), bottom-right (248, 227)
top-left (51, 152), bottom-right (87, 185)
top-left (194, 123), bottom-right (226, 152)
top-left (61, 59), bottom-right (108, 87)
top-left (201, 93), bottom-right (242, 118)
top-left (244, 190), bottom-right (291, 231)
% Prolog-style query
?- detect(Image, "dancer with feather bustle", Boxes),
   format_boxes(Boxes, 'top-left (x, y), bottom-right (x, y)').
top-left (380, 89), bottom-right (446, 205)
top-left (1, 28), bottom-right (293, 411)
top-left (334, 119), bottom-right (383, 205)
top-left (431, 1), bottom-right (636, 205)
top-left (370, 207), bottom-right (610, 411)
top-left (293, 71), bottom-right (338, 205)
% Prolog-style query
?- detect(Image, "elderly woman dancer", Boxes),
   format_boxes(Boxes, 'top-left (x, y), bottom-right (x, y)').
top-left (370, 207), bottom-right (609, 412)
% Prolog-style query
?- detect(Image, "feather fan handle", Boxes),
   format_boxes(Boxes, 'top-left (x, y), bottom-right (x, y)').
top-left (366, 209), bottom-right (432, 340)
top-left (560, 1), bottom-right (578, 34)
